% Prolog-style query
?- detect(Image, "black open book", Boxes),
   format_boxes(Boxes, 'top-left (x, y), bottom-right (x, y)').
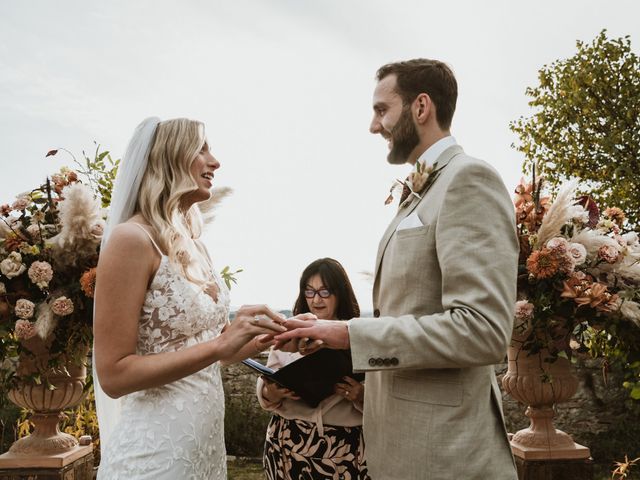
top-left (242, 349), bottom-right (364, 408)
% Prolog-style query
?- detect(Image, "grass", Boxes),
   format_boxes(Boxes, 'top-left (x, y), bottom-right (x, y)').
top-left (227, 457), bottom-right (265, 480)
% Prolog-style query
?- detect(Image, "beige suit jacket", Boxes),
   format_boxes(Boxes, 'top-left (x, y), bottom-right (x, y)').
top-left (348, 145), bottom-right (519, 479)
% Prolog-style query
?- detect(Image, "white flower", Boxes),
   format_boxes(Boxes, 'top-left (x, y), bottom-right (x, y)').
top-left (569, 205), bottom-right (590, 225)
top-left (621, 232), bottom-right (639, 248)
top-left (158, 307), bottom-right (171, 322)
top-left (149, 291), bottom-right (168, 308)
top-left (567, 243), bottom-right (587, 266)
top-left (0, 252), bottom-right (26, 278)
top-left (32, 210), bottom-right (45, 223)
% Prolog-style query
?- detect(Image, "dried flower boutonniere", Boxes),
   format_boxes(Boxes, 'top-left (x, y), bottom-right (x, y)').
top-left (385, 160), bottom-right (439, 209)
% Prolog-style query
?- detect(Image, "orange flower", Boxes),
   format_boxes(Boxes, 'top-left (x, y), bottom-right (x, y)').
top-left (527, 246), bottom-right (573, 279)
top-left (80, 267), bottom-right (97, 298)
top-left (568, 282), bottom-right (617, 311)
top-left (527, 248), bottom-right (559, 278)
top-left (2, 233), bottom-right (23, 253)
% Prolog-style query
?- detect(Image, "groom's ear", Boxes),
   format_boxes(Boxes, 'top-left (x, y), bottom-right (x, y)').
top-left (414, 93), bottom-right (432, 125)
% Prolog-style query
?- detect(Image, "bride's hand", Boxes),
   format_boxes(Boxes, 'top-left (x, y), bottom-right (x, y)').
top-left (218, 305), bottom-right (286, 358)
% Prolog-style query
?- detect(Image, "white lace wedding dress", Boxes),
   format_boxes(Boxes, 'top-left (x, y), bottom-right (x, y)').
top-left (97, 250), bottom-right (230, 479)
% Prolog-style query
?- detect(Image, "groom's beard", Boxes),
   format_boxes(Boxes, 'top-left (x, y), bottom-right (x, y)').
top-left (387, 106), bottom-right (420, 165)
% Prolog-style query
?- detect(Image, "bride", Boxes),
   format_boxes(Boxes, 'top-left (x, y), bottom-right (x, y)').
top-left (93, 117), bottom-right (286, 479)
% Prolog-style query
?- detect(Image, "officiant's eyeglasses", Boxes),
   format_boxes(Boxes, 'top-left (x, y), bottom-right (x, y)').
top-left (304, 288), bottom-right (332, 299)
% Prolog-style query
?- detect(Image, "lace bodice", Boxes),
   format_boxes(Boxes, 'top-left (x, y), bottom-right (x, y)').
top-left (98, 252), bottom-right (230, 480)
top-left (138, 255), bottom-right (229, 354)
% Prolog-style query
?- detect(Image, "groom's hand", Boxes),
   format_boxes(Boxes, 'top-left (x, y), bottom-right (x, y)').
top-left (275, 318), bottom-right (350, 350)
top-left (273, 313), bottom-right (318, 352)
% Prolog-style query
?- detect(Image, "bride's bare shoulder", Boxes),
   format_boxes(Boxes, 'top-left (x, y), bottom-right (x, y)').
top-left (101, 222), bottom-right (157, 263)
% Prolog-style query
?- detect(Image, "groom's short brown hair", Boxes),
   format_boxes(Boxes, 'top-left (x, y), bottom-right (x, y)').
top-left (376, 58), bottom-right (458, 130)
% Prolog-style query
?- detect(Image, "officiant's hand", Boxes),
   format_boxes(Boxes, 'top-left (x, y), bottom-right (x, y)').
top-left (335, 376), bottom-right (364, 405)
top-left (275, 318), bottom-right (350, 350)
top-left (261, 377), bottom-right (300, 402)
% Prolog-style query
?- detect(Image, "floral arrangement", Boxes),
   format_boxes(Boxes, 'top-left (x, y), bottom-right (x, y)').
top-left (385, 159), bottom-right (441, 208)
top-left (0, 148), bottom-right (118, 404)
top-left (513, 174), bottom-right (640, 397)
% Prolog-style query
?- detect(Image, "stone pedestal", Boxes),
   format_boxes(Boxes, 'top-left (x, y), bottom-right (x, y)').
top-left (502, 336), bottom-right (591, 461)
top-left (515, 456), bottom-right (593, 480)
top-left (0, 444), bottom-right (93, 480)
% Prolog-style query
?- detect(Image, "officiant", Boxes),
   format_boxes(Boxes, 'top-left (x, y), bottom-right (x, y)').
top-left (256, 258), bottom-right (370, 480)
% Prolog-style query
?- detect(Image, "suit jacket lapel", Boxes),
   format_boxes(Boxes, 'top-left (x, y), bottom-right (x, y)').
top-left (373, 145), bottom-right (464, 283)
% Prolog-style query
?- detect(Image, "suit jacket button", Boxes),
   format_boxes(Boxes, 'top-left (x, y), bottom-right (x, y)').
top-left (383, 358), bottom-right (391, 366)
top-left (373, 309), bottom-right (380, 318)
top-left (390, 357), bottom-right (399, 366)
top-left (375, 358), bottom-right (384, 366)
top-left (368, 358), bottom-right (377, 367)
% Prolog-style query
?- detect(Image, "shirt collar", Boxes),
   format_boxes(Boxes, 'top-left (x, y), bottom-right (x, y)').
top-left (415, 135), bottom-right (457, 169)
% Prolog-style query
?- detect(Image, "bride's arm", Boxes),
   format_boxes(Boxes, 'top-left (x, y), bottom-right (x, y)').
top-left (94, 224), bottom-right (284, 399)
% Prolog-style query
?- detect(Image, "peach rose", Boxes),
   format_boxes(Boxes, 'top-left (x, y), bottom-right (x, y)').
top-left (51, 296), bottom-right (74, 316)
top-left (14, 319), bottom-right (37, 340)
top-left (28, 261), bottom-right (54, 289)
top-left (15, 299), bottom-right (35, 319)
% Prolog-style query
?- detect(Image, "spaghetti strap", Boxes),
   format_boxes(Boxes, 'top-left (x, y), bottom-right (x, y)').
top-left (131, 223), bottom-right (165, 257)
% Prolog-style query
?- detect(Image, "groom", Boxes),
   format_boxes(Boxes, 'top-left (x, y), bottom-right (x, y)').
top-left (277, 59), bottom-right (519, 479)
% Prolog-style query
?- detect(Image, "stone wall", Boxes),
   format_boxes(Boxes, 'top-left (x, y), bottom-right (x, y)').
top-left (222, 353), bottom-right (271, 457)
top-left (222, 354), bottom-right (640, 465)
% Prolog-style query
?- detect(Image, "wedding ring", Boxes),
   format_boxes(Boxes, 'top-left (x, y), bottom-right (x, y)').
top-left (252, 316), bottom-right (260, 325)
top-left (345, 390), bottom-right (350, 397)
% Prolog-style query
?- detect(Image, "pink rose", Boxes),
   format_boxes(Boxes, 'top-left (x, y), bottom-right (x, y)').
top-left (51, 296), bottom-right (74, 316)
top-left (515, 300), bottom-right (534, 322)
top-left (15, 299), bottom-right (35, 319)
top-left (14, 319), bottom-right (37, 340)
top-left (546, 237), bottom-right (569, 252)
top-left (11, 196), bottom-right (30, 211)
top-left (598, 245), bottom-right (619, 264)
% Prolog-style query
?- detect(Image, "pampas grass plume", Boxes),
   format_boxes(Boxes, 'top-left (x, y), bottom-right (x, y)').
top-left (536, 181), bottom-right (579, 247)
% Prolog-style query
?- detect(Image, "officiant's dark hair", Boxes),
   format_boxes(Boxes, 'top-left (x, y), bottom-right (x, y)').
top-left (376, 58), bottom-right (457, 130)
top-left (293, 258), bottom-right (360, 320)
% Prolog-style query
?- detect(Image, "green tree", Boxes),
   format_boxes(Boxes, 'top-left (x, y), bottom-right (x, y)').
top-left (511, 30), bottom-right (640, 227)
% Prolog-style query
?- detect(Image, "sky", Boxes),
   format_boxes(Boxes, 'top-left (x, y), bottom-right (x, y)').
top-left (1, 0), bottom-right (639, 311)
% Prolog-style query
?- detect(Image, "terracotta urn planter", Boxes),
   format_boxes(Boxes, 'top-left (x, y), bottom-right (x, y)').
top-left (6, 340), bottom-right (88, 456)
top-left (501, 336), bottom-right (590, 460)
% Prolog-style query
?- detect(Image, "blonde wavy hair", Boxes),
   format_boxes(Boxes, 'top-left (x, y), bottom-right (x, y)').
top-left (135, 118), bottom-right (212, 286)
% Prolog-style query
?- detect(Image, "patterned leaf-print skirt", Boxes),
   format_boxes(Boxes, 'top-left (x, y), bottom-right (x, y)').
top-left (263, 415), bottom-right (370, 480)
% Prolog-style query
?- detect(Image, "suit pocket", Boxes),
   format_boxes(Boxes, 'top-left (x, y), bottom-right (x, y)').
top-left (391, 373), bottom-right (462, 406)
top-left (395, 224), bottom-right (430, 239)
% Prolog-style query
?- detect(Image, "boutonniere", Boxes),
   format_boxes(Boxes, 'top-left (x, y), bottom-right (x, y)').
top-left (385, 160), bottom-right (440, 209)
